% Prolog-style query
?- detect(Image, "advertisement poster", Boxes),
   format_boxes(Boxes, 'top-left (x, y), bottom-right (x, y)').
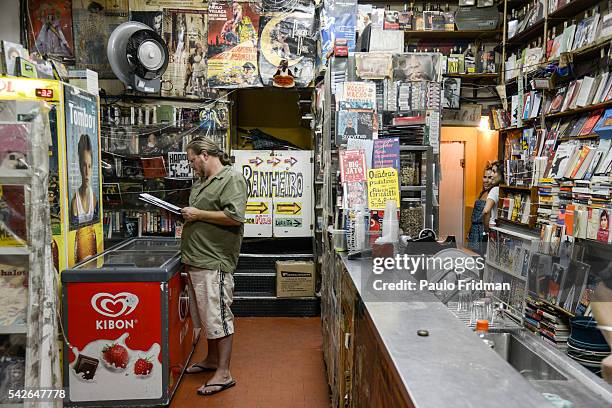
top-left (72, 0), bottom-right (129, 78)
top-left (0, 185), bottom-right (26, 246)
top-left (64, 85), bottom-right (103, 267)
top-left (233, 150), bottom-right (313, 237)
top-left (65, 282), bottom-right (162, 401)
top-left (28, 0), bottom-right (74, 59)
top-left (161, 9), bottom-right (208, 98)
top-left (339, 149), bottom-right (366, 183)
top-left (372, 137), bottom-right (400, 172)
top-left (321, 0), bottom-right (357, 58)
top-left (258, 12), bottom-right (317, 87)
top-left (207, 1), bottom-right (262, 88)
top-left (367, 168), bottom-right (399, 210)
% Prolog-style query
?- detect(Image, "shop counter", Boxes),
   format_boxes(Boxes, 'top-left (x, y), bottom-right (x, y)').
top-left (61, 238), bottom-right (196, 407)
top-left (327, 254), bottom-right (555, 408)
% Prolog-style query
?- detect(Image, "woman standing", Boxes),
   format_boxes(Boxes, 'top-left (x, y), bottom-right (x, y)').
top-left (483, 161), bottom-right (503, 230)
top-left (467, 163), bottom-right (494, 254)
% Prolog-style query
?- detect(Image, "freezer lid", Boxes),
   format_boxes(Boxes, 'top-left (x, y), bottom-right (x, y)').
top-left (112, 237), bottom-right (181, 252)
top-left (62, 250), bottom-right (183, 282)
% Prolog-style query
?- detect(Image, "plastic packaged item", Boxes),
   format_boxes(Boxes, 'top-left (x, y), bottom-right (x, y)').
top-left (328, 227), bottom-right (347, 252)
top-left (400, 201), bottom-right (424, 238)
top-left (381, 200), bottom-right (399, 243)
top-left (400, 152), bottom-right (421, 185)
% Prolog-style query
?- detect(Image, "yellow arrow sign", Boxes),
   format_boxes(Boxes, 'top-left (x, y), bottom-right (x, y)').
top-left (246, 202), bottom-right (269, 214)
top-left (275, 202), bottom-right (302, 215)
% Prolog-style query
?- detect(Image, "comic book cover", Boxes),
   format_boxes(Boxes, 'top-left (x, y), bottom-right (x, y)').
top-left (207, 1), bottom-right (262, 88)
top-left (161, 9), bottom-right (208, 98)
top-left (258, 11), bottom-right (317, 87)
top-left (28, 0), bottom-right (74, 60)
top-left (0, 185), bottom-right (27, 246)
top-left (72, 0), bottom-right (129, 78)
top-left (63, 84), bottom-right (100, 230)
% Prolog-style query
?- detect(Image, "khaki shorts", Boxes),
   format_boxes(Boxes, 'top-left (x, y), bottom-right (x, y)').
top-left (187, 266), bottom-right (235, 340)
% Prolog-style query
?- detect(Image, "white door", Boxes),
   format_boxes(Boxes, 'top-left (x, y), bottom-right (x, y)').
top-left (439, 142), bottom-right (465, 245)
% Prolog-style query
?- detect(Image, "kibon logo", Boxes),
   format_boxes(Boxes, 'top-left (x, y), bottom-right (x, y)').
top-left (91, 292), bottom-right (139, 330)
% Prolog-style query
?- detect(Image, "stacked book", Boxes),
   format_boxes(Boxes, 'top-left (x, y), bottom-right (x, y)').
top-left (499, 192), bottom-right (533, 225)
top-left (524, 297), bottom-right (570, 350)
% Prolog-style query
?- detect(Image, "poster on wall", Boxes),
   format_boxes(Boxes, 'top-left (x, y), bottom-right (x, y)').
top-left (233, 150), bottom-right (274, 237)
top-left (161, 9), bottom-right (208, 98)
top-left (207, 1), bottom-right (262, 88)
top-left (233, 150), bottom-right (313, 237)
top-left (258, 11), bottom-right (317, 87)
top-left (28, 0), bottom-right (74, 59)
top-left (72, 0), bottom-right (129, 78)
top-left (64, 84), bottom-right (100, 231)
top-left (129, 10), bottom-right (163, 36)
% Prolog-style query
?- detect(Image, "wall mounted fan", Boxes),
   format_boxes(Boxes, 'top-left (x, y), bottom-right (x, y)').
top-left (107, 21), bottom-right (169, 93)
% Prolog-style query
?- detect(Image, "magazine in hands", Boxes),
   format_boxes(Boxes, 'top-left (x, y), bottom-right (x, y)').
top-left (139, 193), bottom-right (182, 215)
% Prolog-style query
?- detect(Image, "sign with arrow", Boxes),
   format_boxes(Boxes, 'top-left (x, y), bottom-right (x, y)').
top-left (246, 202), bottom-right (269, 214)
top-left (275, 202), bottom-right (302, 215)
top-left (284, 157), bottom-right (297, 166)
top-left (267, 157), bottom-right (281, 166)
top-left (249, 157), bottom-right (263, 166)
top-left (275, 218), bottom-right (302, 228)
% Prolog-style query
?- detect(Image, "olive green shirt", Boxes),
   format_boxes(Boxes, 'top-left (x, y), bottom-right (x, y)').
top-left (181, 166), bottom-right (247, 273)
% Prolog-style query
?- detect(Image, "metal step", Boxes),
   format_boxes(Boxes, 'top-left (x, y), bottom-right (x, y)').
top-left (234, 272), bottom-right (276, 296)
top-left (231, 296), bottom-right (320, 317)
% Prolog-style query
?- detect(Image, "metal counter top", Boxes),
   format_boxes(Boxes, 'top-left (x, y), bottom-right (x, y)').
top-left (339, 255), bottom-right (554, 408)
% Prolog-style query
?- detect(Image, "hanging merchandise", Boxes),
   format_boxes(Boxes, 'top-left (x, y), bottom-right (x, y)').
top-left (72, 0), bottom-right (129, 78)
top-left (320, 0), bottom-right (358, 59)
top-left (160, 9), bottom-right (208, 98)
top-left (258, 9), bottom-right (317, 87)
top-left (207, 1), bottom-right (263, 88)
top-left (27, 0), bottom-right (75, 60)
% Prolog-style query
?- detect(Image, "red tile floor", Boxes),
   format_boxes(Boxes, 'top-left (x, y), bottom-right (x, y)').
top-left (171, 317), bottom-right (331, 408)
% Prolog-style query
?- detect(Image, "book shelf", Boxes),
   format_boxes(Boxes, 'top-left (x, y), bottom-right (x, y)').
top-left (100, 95), bottom-right (231, 243)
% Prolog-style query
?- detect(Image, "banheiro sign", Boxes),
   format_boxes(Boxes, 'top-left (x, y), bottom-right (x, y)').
top-left (91, 292), bottom-right (139, 330)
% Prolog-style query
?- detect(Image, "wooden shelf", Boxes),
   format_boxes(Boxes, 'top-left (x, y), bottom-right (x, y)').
top-left (546, 35), bottom-right (612, 64)
top-left (499, 184), bottom-right (534, 191)
top-left (443, 73), bottom-right (500, 82)
top-left (404, 29), bottom-right (502, 40)
top-left (399, 145), bottom-right (430, 151)
top-left (527, 296), bottom-right (576, 318)
top-left (558, 133), bottom-right (599, 142)
top-left (506, 18), bottom-right (545, 47)
top-left (548, 0), bottom-right (603, 21)
top-left (545, 100), bottom-right (612, 120)
top-left (496, 217), bottom-right (536, 230)
top-left (401, 186), bottom-right (426, 192)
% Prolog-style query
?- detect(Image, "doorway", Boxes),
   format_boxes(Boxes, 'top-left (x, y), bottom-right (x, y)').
top-left (439, 141), bottom-right (465, 246)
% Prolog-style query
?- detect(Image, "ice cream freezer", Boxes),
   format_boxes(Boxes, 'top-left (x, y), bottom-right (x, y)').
top-left (61, 238), bottom-right (197, 407)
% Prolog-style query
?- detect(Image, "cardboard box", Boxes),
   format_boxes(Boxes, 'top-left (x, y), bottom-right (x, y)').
top-left (276, 261), bottom-right (315, 298)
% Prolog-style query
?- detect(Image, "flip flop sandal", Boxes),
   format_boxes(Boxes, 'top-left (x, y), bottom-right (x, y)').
top-left (185, 363), bottom-right (217, 374)
top-left (197, 379), bottom-right (237, 396)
